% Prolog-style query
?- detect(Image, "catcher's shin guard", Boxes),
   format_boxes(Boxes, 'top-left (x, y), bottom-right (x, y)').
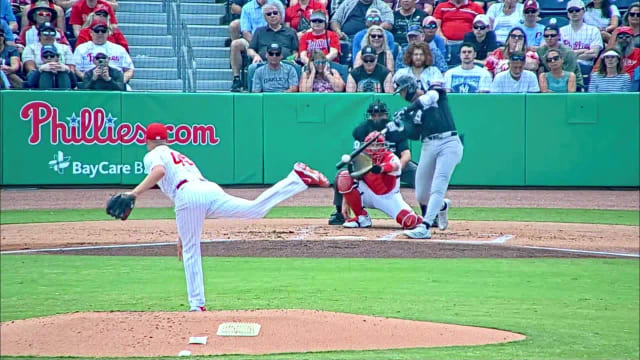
top-left (396, 209), bottom-right (422, 230)
top-left (337, 171), bottom-right (366, 217)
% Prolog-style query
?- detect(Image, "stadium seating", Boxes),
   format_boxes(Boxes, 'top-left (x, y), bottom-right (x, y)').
top-left (538, 0), bottom-right (571, 16)
top-left (538, 15), bottom-right (570, 28)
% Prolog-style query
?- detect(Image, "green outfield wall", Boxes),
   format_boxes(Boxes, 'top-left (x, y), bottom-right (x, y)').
top-left (1, 91), bottom-right (637, 187)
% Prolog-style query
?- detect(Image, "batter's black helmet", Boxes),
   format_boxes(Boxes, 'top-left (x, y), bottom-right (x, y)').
top-left (366, 99), bottom-right (388, 115)
top-left (393, 75), bottom-right (418, 101)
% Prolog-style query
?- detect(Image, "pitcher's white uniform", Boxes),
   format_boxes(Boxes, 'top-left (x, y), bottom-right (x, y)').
top-left (144, 145), bottom-right (312, 310)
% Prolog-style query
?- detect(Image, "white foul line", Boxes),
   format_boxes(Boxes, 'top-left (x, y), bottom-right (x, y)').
top-left (515, 245), bottom-right (640, 258)
top-left (0, 239), bottom-right (229, 254)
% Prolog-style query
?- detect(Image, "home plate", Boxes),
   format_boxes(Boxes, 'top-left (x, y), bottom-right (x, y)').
top-left (217, 322), bottom-right (261, 337)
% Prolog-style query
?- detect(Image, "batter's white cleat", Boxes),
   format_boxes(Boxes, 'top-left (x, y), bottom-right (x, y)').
top-left (404, 223), bottom-right (432, 239)
top-left (294, 162), bottom-right (330, 187)
top-left (189, 306), bottom-right (207, 312)
top-left (343, 214), bottom-right (372, 228)
top-left (438, 199), bottom-right (450, 230)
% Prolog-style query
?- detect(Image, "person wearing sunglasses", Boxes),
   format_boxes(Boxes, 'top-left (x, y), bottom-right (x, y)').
top-left (351, 7), bottom-right (396, 66)
top-left (462, 14), bottom-right (497, 65)
top-left (560, 0), bottom-right (603, 84)
top-left (299, 49), bottom-right (345, 92)
top-left (22, 22), bottom-right (74, 76)
top-left (80, 50), bottom-right (124, 90)
top-left (584, 0), bottom-right (620, 43)
top-left (75, 5), bottom-right (129, 53)
top-left (588, 48), bottom-right (631, 91)
top-left (246, 4), bottom-right (298, 75)
top-left (24, 43), bottom-right (76, 88)
top-left (346, 45), bottom-right (394, 92)
top-left (538, 48), bottom-right (576, 92)
top-left (16, 0), bottom-right (69, 47)
top-left (395, 23), bottom-right (447, 72)
top-left (298, 10), bottom-right (340, 65)
top-left (521, 0), bottom-right (545, 50)
top-left (284, 0), bottom-right (326, 34)
top-left (592, 26), bottom-right (640, 78)
top-left (69, 0), bottom-right (119, 38)
top-left (251, 42), bottom-right (299, 92)
top-left (490, 51), bottom-right (540, 92)
top-left (485, 26), bottom-right (538, 77)
top-left (0, 27), bottom-right (22, 88)
top-left (392, 0), bottom-right (428, 47)
top-left (486, 0), bottom-right (523, 45)
top-left (421, 16), bottom-right (447, 64)
top-left (353, 25), bottom-right (394, 71)
top-left (536, 23), bottom-right (585, 90)
top-left (73, 19), bottom-right (133, 83)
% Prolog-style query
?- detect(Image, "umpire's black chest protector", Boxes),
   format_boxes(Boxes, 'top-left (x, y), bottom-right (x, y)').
top-left (419, 94), bottom-right (457, 138)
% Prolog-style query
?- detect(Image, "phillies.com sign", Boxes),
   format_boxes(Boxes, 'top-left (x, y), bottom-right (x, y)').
top-left (21, 101), bottom-right (220, 146)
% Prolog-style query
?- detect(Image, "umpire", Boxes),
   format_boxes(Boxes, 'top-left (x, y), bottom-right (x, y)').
top-left (328, 99), bottom-right (418, 225)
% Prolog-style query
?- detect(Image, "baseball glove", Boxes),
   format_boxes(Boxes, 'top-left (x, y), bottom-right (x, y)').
top-left (348, 153), bottom-right (373, 179)
top-left (106, 193), bottom-right (136, 221)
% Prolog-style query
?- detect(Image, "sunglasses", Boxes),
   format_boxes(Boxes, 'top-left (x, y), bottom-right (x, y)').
top-left (310, 19), bottom-right (324, 23)
top-left (313, 60), bottom-right (327, 65)
top-left (603, 55), bottom-right (619, 60)
top-left (524, 9), bottom-right (537, 14)
top-left (363, 58), bottom-right (376, 63)
top-left (95, 11), bottom-right (108, 16)
top-left (92, 28), bottom-right (108, 33)
top-left (41, 30), bottom-right (56, 36)
top-left (629, 12), bottom-right (640, 17)
top-left (567, 7), bottom-right (582, 13)
top-left (370, 34), bottom-right (383, 39)
top-left (617, 34), bottom-right (632, 39)
top-left (43, 54), bottom-right (58, 59)
top-left (265, 11), bottom-right (279, 16)
top-left (543, 33), bottom-right (558, 38)
top-left (473, 25), bottom-right (487, 30)
top-left (37, 11), bottom-right (51, 16)
top-left (267, 51), bottom-right (281, 56)
top-left (509, 34), bottom-right (524, 40)
top-left (423, 23), bottom-right (437, 29)
top-left (510, 55), bottom-right (526, 61)
top-left (546, 55), bottom-right (560, 62)
top-left (366, 16), bottom-right (381, 22)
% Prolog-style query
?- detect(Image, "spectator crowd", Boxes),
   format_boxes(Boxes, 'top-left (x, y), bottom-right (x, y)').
top-left (226, 0), bottom-right (640, 93)
top-left (1, 0), bottom-right (131, 90)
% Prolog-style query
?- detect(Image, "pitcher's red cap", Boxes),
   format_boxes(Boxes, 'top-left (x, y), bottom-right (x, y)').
top-left (145, 123), bottom-right (168, 141)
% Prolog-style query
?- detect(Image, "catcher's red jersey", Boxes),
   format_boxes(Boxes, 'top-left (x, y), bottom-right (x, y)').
top-left (362, 152), bottom-right (401, 195)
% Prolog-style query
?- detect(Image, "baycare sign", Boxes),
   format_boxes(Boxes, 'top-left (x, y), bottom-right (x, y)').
top-left (21, 101), bottom-right (220, 145)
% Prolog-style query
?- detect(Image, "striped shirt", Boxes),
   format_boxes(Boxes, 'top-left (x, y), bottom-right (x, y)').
top-left (587, 73), bottom-right (631, 93)
top-left (559, 23), bottom-right (603, 65)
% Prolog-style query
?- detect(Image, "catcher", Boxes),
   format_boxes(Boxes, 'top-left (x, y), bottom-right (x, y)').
top-left (337, 131), bottom-right (423, 230)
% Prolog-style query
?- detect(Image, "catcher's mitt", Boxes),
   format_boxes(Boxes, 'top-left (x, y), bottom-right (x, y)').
top-left (106, 193), bottom-right (136, 221)
top-left (348, 153), bottom-right (373, 179)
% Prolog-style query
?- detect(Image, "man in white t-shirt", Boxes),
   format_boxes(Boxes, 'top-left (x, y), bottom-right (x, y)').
top-left (560, 0), bottom-right (602, 77)
top-left (73, 19), bottom-right (134, 82)
top-left (444, 42), bottom-right (492, 93)
top-left (491, 51), bottom-right (540, 93)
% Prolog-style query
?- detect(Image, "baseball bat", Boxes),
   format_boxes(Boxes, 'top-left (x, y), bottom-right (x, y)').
top-left (336, 128), bottom-right (388, 169)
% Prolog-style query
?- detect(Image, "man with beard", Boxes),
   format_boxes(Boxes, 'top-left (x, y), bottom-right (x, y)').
top-left (328, 99), bottom-right (421, 225)
top-left (592, 26), bottom-right (640, 78)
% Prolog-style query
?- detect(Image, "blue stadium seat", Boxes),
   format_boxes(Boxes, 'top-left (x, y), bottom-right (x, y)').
top-left (329, 62), bottom-right (349, 83)
top-left (539, 15), bottom-right (570, 28)
top-left (611, 0), bottom-right (634, 11)
top-left (539, 0), bottom-right (571, 16)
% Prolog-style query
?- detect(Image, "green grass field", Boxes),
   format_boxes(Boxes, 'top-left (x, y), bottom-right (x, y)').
top-left (1, 207), bottom-right (639, 359)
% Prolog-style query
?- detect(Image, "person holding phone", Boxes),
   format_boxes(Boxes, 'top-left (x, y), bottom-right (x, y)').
top-left (81, 51), bottom-right (124, 90)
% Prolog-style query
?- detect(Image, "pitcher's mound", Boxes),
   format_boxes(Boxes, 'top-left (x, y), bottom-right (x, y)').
top-left (1, 309), bottom-right (525, 357)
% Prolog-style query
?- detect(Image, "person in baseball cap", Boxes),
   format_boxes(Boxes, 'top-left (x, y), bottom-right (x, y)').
top-left (90, 18), bottom-right (109, 32)
top-left (566, 0), bottom-right (585, 12)
top-left (37, 21), bottom-right (56, 33)
top-left (361, 45), bottom-right (377, 61)
top-left (40, 43), bottom-right (58, 57)
top-left (522, 0), bottom-right (544, 47)
top-left (145, 123), bottom-right (168, 142)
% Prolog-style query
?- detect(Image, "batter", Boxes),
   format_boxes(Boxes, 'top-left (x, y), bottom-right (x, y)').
top-left (393, 75), bottom-right (464, 239)
top-left (337, 131), bottom-right (423, 230)
top-left (125, 123), bottom-right (330, 311)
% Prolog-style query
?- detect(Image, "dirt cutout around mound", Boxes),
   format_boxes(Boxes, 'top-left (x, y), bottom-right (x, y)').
top-left (0, 310), bottom-right (525, 357)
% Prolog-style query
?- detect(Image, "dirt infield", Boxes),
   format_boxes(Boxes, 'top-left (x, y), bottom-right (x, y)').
top-left (0, 188), bottom-right (637, 357)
